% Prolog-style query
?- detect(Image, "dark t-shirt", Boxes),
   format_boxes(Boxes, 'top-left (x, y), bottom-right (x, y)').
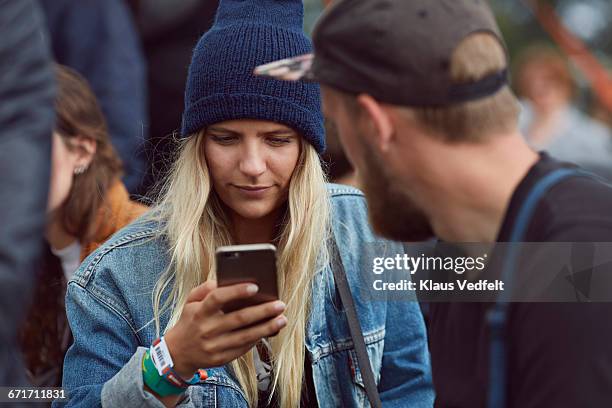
top-left (428, 154), bottom-right (612, 408)
top-left (257, 349), bottom-right (318, 408)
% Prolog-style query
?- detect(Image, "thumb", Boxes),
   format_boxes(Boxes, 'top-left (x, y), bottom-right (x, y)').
top-left (186, 280), bottom-right (217, 303)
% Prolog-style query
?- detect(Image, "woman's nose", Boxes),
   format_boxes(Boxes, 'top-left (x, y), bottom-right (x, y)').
top-left (239, 145), bottom-right (267, 178)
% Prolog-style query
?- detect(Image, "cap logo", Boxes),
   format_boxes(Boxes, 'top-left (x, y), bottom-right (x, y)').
top-left (254, 54), bottom-right (315, 81)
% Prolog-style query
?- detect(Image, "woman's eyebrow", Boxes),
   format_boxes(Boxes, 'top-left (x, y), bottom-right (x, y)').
top-left (207, 126), bottom-right (240, 135)
top-left (207, 127), bottom-right (295, 136)
top-left (261, 129), bottom-right (296, 136)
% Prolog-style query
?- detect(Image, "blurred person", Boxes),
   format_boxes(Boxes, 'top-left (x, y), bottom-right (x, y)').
top-left (19, 65), bottom-right (147, 387)
top-left (321, 119), bottom-right (359, 188)
top-left (38, 0), bottom-right (148, 194)
top-left (592, 99), bottom-right (612, 129)
top-left (57, 1), bottom-right (433, 407)
top-left (127, 0), bottom-right (219, 198)
top-left (0, 0), bottom-right (55, 391)
top-left (269, 0), bottom-right (612, 406)
top-left (516, 46), bottom-right (612, 179)
top-left (320, 0), bottom-right (360, 187)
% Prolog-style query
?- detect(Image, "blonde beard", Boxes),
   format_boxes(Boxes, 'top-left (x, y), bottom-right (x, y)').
top-left (359, 143), bottom-right (434, 242)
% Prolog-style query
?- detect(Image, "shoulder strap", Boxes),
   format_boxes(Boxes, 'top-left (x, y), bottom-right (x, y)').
top-left (329, 237), bottom-right (383, 408)
top-left (487, 167), bottom-right (587, 408)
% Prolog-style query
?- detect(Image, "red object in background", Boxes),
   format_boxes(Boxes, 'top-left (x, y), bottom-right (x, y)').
top-left (523, 0), bottom-right (612, 114)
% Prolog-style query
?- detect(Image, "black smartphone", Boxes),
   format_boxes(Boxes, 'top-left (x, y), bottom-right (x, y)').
top-left (215, 244), bottom-right (279, 313)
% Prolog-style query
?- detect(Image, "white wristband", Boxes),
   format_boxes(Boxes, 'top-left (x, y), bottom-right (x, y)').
top-left (150, 336), bottom-right (175, 377)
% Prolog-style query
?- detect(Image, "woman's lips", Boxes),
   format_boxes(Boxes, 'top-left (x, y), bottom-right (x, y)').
top-left (233, 185), bottom-right (272, 198)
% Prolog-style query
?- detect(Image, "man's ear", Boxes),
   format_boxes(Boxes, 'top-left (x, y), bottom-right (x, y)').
top-left (72, 136), bottom-right (97, 167)
top-left (356, 94), bottom-right (394, 153)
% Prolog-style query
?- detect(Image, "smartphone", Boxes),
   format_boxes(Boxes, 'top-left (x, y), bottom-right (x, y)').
top-left (215, 244), bottom-right (279, 314)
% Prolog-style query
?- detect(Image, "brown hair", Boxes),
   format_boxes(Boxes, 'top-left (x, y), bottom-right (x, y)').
top-left (54, 64), bottom-right (123, 242)
top-left (408, 32), bottom-right (521, 141)
top-left (513, 45), bottom-right (575, 99)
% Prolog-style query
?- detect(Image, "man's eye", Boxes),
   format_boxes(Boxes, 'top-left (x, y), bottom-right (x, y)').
top-left (210, 135), bottom-right (238, 144)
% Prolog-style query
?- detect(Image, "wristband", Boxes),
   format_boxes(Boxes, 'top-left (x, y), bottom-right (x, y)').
top-left (150, 337), bottom-right (209, 388)
top-left (150, 337), bottom-right (174, 376)
top-left (142, 350), bottom-right (185, 397)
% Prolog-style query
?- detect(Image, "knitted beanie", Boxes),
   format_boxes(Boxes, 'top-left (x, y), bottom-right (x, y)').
top-left (181, 0), bottom-right (325, 153)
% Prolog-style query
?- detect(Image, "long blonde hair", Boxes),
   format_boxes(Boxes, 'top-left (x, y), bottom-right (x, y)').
top-left (150, 131), bottom-right (331, 407)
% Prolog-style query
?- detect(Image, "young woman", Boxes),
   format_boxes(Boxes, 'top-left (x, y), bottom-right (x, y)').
top-left (59, 1), bottom-right (433, 407)
top-left (19, 65), bottom-right (147, 387)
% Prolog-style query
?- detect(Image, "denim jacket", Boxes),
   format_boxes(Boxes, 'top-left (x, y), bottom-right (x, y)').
top-left (57, 184), bottom-right (434, 407)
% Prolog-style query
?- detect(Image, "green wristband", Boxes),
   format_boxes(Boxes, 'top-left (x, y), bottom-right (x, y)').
top-left (142, 350), bottom-right (186, 397)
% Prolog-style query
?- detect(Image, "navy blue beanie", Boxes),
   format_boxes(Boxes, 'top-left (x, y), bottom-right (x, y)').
top-left (181, 0), bottom-right (325, 153)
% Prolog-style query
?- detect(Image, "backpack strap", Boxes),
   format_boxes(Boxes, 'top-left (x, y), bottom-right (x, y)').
top-left (487, 168), bottom-right (587, 408)
top-left (330, 237), bottom-right (383, 408)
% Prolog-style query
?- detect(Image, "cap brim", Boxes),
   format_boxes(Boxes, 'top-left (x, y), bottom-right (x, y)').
top-left (254, 53), bottom-right (317, 82)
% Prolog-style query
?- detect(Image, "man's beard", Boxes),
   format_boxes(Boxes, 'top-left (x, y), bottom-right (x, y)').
top-left (358, 148), bottom-right (434, 242)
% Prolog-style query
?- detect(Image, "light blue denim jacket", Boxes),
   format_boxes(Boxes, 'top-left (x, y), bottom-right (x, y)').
top-left (57, 184), bottom-right (434, 407)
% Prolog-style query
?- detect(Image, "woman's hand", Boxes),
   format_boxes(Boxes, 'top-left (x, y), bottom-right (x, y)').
top-left (164, 280), bottom-right (287, 379)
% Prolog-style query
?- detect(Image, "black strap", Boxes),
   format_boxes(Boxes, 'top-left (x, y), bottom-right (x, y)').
top-left (448, 68), bottom-right (509, 103)
top-left (487, 168), bottom-right (589, 408)
top-left (330, 237), bottom-right (383, 408)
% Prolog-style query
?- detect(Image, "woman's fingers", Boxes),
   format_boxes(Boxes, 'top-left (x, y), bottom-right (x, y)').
top-left (205, 344), bottom-right (259, 368)
top-left (199, 283), bottom-right (259, 314)
top-left (187, 280), bottom-right (217, 303)
top-left (207, 300), bottom-right (286, 335)
top-left (171, 284), bottom-right (289, 371)
top-left (210, 315), bottom-right (288, 351)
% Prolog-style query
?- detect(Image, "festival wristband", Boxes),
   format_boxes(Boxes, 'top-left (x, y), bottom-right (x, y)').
top-left (150, 337), bottom-right (175, 377)
top-left (142, 350), bottom-right (186, 397)
top-left (150, 337), bottom-right (209, 388)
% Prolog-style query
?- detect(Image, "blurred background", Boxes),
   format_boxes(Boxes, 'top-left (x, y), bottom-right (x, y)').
top-left (307, 0), bottom-right (612, 87)
top-left (37, 0), bottom-right (612, 195)
top-left (490, 0), bottom-right (611, 126)
top-left (304, 0), bottom-right (612, 183)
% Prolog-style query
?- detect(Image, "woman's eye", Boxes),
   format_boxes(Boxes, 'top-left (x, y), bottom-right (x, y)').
top-left (266, 137), bottom-right (292, 146)
top-left (210, 134), bottom-right (238, 144)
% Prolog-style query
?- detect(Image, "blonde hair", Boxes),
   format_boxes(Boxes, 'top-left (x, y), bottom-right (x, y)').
top-left (409, 32), bottom-right (521, 141)
top-left (149, 131), bottom-right (331, 407)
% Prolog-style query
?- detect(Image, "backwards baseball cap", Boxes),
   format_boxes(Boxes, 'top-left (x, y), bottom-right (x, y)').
top-left (255, 0), bottom-right (509, 107)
